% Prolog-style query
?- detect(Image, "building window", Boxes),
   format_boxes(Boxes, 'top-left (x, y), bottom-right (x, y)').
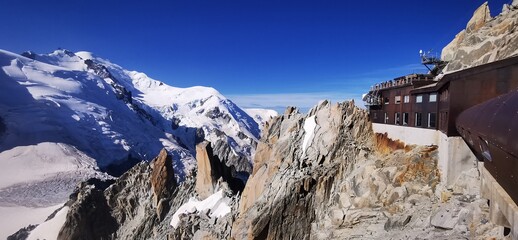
top-left (415, 112), bottom-right (422, 127)
top-left (402, 113), bottom-right (409, 126)
top-left (416, 95), bottom-right (423, 103)
top-left (373, 112), bottom-right (377, 120)
top-left (395, 96), bottom-right (401, 104)
top-left (395, 112), bottom-right (400, 125)
top-left (384, 97), bottom-right (389, 105)
top-left (384, 112), bottom-right (388, 124)
top-left (428, 112), bottom-right (436, 128)
top-left (403, 95), bottom-right (410, 103)
top-left (429, 93), bottom-right (437, 102)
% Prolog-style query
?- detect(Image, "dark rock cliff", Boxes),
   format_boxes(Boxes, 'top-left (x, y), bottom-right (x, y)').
top-left (57, 149), bottom-right (180, 239)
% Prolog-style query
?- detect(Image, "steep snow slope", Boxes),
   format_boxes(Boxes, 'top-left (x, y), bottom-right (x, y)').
top-left (0, 204), bottom-right (63, 239)
top-left (74, 51), bottom-right (262, 171)
top-left (0, 49), bottom-right (187, 238)
top-left (0, 48), bottom-right (264, 238)
top-left (244, 108), bottom-right (278, 129)
top-left (0, 49), bottom-right (191, 171)
top-left (1, 48), bottom-right (264, 177)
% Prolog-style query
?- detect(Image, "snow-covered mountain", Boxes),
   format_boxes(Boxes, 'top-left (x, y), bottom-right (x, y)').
top-left (0, 48), bottom-right (265, 238)
top-left (243, 108), bottom-right (278, 129)
top-left (77, 51), bottom-right (262, 172)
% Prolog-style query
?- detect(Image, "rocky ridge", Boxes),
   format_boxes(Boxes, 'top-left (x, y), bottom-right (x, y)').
top-left (17, 100), bottom-right (508, 239)
top-left (195, 141), bottom-right (248, 199)
top-left (442, 0), bottom-right (518, 73)
top-left (34, 148), bottom-right (239, 240)
top-left (231, 100), bottom-right (505, 239)
top-left (53, 149), bottom-right (183, 240)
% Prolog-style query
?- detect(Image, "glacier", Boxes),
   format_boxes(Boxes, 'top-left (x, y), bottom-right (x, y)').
top-left (0, 48), bottom-right (275, 238)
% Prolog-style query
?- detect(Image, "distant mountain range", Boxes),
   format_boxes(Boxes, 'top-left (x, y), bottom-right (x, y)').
top-left (0, 48), bottom-right (276, 237)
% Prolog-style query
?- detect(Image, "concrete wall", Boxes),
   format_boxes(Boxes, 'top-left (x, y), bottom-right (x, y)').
top-left (372, 123), bottom-right (440, 146)
top-left (372, 123), bottom-right (477, 185)
top-left (437, 134), bottom-right (477, 186)
top-left (481, 166), bottom-right (518, 238)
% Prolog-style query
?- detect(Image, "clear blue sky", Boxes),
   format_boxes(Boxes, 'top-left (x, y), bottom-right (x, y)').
top-left (0, 0), bottom-right (510, 112)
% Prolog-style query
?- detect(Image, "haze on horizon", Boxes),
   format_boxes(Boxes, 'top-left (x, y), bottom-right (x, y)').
top-left (0, 0), bottom-right (509, 112)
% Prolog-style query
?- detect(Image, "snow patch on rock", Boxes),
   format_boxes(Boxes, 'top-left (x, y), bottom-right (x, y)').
top-left (302, 115), bottom-right (317, 156)
top-left (170, 190), bottom-right (231, 229)
top-left (27, 206), bottom-right (69, 240)
top-left (0, 204), bottom-right (62, 239)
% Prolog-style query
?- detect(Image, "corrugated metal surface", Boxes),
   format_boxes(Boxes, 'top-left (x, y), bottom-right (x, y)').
top-left (456, 90), bottom-right (518, 204)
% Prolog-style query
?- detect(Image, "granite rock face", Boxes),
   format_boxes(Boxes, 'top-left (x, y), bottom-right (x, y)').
top-left (51, 145), bottom-right (240, 240)
top-left (210, 137), bottom-right (254, 175)
top-left (231, 101), bottom-right (505, 239)
top-left (171, 185), bottom-right (238, 240)
top-left (57, 149), bottom-right (182, 240)
top-left (232, 100), bottom-right (374, 239)
top-left (29, 101), bottom-right (507, 239)
top-left (57, 182), bottom-right (118, 240)
top-left (466, 2), bottom-right (492, 34)
top-left (195, 141), bottom-right (248, 199)
top-left (442, 2), bottom-right (518, 72)
top-left (150, 149), bottom-right (177, 220)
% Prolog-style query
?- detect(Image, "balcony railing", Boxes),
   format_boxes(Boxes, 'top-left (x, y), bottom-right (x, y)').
top-left (369, 74), bottom-right (433, 91)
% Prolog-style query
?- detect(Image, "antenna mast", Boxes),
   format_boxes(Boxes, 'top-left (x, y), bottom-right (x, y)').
top-left (419, 50), bottom-right (447, 76)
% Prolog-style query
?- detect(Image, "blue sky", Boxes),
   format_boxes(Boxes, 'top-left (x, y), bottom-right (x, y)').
top-left (0, 0), bottom-right (510, 112)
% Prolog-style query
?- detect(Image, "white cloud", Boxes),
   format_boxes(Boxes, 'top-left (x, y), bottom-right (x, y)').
top-left (227, 92), bottom-right (364, 114)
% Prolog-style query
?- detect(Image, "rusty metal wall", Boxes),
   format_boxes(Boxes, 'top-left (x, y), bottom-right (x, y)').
top-left (443, 56), bottom-right (518, 136)
top-left (456, 90), bottom-right (518, 204)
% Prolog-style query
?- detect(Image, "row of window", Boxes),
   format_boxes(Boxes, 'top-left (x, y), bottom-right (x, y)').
top-left (384, 112), bottom-right (436, 128)
top-left (385, 93), bottom-right (437, 104)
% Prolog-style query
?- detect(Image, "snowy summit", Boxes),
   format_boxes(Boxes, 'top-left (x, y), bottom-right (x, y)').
top-left (0, 48), bottom-right (271, 238)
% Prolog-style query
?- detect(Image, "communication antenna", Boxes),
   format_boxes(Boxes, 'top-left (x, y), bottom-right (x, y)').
top-left (419, 49), bottom-right (447, 76)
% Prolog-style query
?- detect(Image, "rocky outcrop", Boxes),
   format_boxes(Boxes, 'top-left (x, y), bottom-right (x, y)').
top-left (210, 138), bottom-right (254, 174)
top-left (7, 225), bottom-right (37, 240)
top-left (57, 181), bottom-right (118, 240)
top-left (232, 100), bottom-right (374, 239)
top-left (205, 106), bottom-right (232, 123)
top-left (196, 142), bottom-right (217, 199)
top-left (51, 146), bottom-right (246, 240)
top-left (195, 141), bottom-right (248, 198)
top-left (57, 149), bottom-right (182, 240)
top-left (27, 99), bottom-right (507, 239)
top-left (171, 185), bottom-right (238, 240)
top-left (442, 2), bottom-right (518, 72)
top-left (84, 59), bottom-right (133, 104)
top-left (466, 2), bottom-right (491, 34)
top-left (231, 100), bottom-right (505, 239)
top-left (150, 149), bottom-right (176, 220)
